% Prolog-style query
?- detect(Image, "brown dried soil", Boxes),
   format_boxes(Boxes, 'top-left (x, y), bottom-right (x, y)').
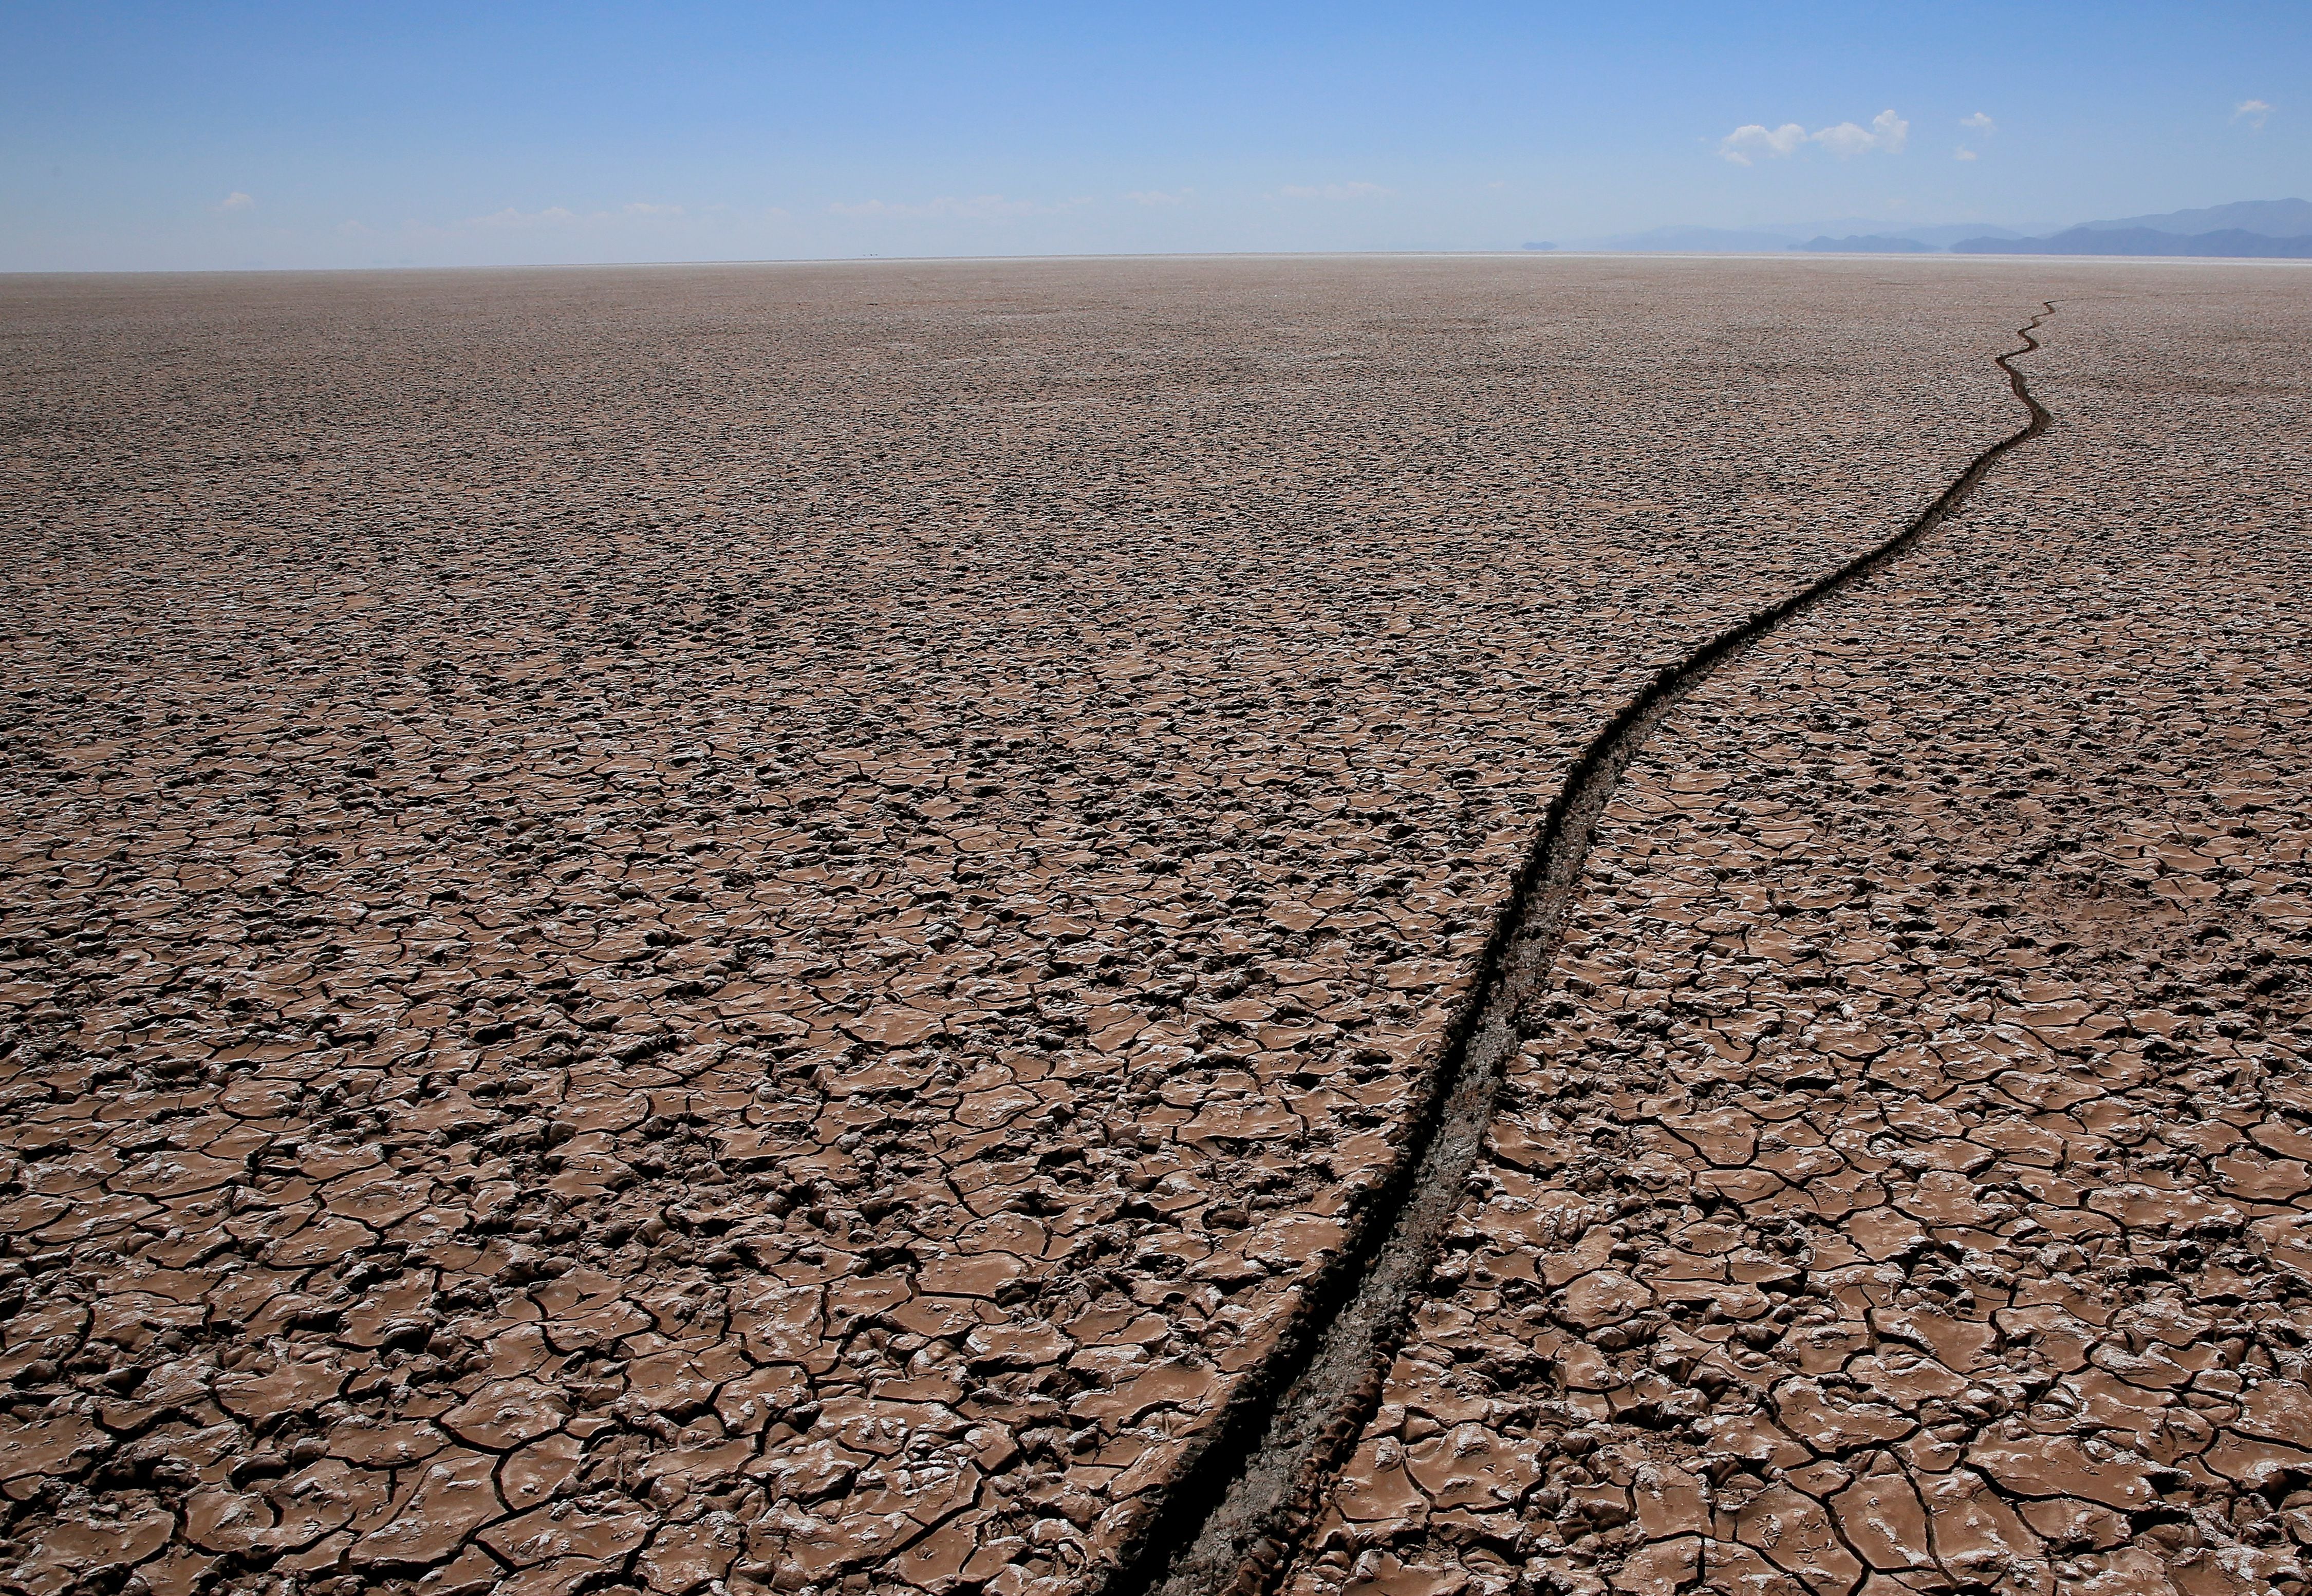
top-left (1276, 274), bottom-right (2312, 1596)
top-left (0, 257), bottom-right (2301, 1596)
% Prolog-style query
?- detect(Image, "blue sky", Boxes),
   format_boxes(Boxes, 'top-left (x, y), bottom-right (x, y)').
top-left (4, 1), bottom-right (2303, 270)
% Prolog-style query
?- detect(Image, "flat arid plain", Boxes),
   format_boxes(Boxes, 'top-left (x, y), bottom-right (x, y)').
top-left (2, 256), bottom-right (2309, 1596)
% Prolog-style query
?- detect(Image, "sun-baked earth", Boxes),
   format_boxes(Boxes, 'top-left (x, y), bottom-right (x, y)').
top-left (0, 257), bottom-right (2303, 1596)
top-left (1277, 278), bottom-right (2312, 1596)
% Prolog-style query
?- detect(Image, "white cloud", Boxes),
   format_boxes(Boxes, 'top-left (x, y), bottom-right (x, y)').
top-left (1276, 181), bottom-right (1391, 201)
top-left (1813, 110), bottom-right (1909, 157)
top-left (1960, 111), bottom-right (1997, 135)
top-left (1126, 188), bottom-right (1194, 206)
top-left (217, 191), bottom-right (256, 214)
top-left (1808, 122), bottom-right (1879, 157)
top-left (2234, 99), bottom-right (2272, 128)
top-left (1719, 109), bottom-right (1906, 164)
top-left (1718, 124), bottom-right (1808, 165)
top-left (1955, 148), bottom-right (1979, 161)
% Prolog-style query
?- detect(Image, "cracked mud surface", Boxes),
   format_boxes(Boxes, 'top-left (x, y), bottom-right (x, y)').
top-left (1138, 309), bottom-right (2057, 1596)
top-left (0, 256), bottom-right (2292, 1596)
top-left (1278, 276), bottom-right (2312, 1596)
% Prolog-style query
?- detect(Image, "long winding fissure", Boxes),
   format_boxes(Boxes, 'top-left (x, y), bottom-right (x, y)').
top-left (1101, 302), bottom-right (2059, 1596)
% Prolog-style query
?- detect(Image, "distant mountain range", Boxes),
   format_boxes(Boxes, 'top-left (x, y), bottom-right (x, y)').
top-left (1948, 200), bottom-right (2312, 257)
top-left (2071, 198), bottom-right (2312, 236)
top-left (1794, 235), bottom-right (1936, 254)
top-left (1576, 200), bottom-right (2312, 260)
top-left (1587, 222), bottom-right (2039, 252)
top-left (1952, 226), bottom-right (2312, 258)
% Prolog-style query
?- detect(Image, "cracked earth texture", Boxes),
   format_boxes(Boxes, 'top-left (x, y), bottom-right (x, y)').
top-left (0, 257), bottom-right (2232, 1596)
top-left (1278, 274), bottom-right (2312, 1596)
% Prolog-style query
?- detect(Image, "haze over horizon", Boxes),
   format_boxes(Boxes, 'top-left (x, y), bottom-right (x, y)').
top-left (5, 0), bottom-right (2304, 272)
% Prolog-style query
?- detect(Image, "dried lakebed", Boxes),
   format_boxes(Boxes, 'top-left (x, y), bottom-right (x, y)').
top-left (1273, 283), bottom-right (2312, 1596)
top-left (1, 259), bottom-right (2305, 1596)
top-left (1128, 306), bottom-right (2056, 1596)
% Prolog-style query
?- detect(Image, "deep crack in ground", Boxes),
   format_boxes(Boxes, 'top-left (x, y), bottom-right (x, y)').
top-left (1118, 304), bottom-right (2061, 1596)
top-left (9, 263), bottom-right (2307, 1596)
